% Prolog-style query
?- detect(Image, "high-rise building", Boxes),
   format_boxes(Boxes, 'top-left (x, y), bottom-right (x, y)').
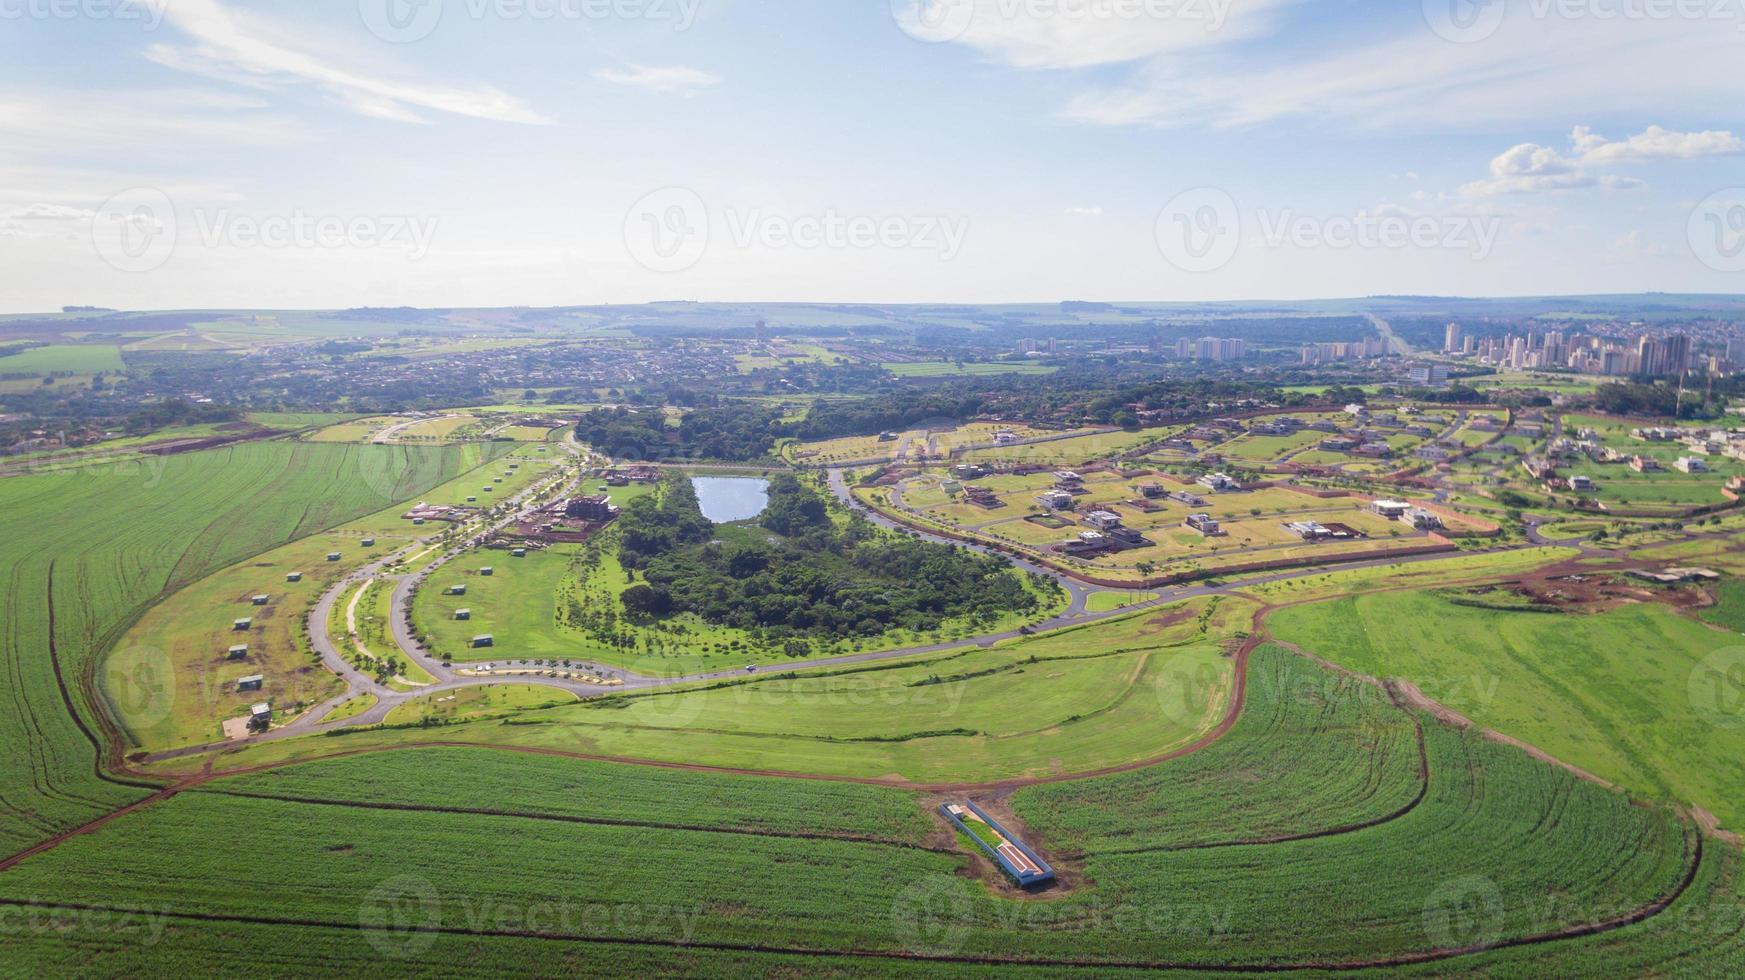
top-left (1443, 323), bottom-right (1463, 353)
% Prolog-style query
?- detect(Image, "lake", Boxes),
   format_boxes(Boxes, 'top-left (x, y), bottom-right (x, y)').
top-left (691, 476), bottom-right (770, 523)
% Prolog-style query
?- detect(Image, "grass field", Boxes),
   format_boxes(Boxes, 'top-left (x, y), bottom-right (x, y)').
top-left (0, 343), bottom-right (126, 375)
top-left (0, 440), bottom-right (511, 852)
top-left (1, 644), bottom-right (1705, 970)
top-left (154, 598), bottom-right (1239, 784)
top-left (1270, 589), bottom-right (1745, 829)
top-left (100, 442), bottom-right (516, 753)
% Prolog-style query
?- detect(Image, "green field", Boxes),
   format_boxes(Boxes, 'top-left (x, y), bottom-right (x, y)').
top-left (0, 343), bottom-right (126, 375)
top-left (1270, 589), bottom-right (1745, 829)
top-left (0, 440), bottom-right (511, 850)
top-left (0, 647), bottom-right (1711, 971)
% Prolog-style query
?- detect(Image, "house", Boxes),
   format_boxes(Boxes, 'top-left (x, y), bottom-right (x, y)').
top-left (964, 485), bottom-right (1005, 509)
top-left (479, 567), bottom-right (494, 577)
top-left (248, 703), bottom-right (272, 731)
top-left (1523, 458), bottom-right (1558, 480)
top-left (1199, 472), bottom-right (1240, 492)
top-left (1107, 527), bottom-right (1151, 548)
top-left (1137, 482), bottom-right (1167, 499)
top-left (993, 430), bottom-right (1021, 446)
top-left (1372, 500), bottom-right (1413, 519)
top-left (1083, 510), bottom-right (1123, 531)
top-left (511, 548), bottom-right (528, 558)
top-left (953, 463), bottom-right (987, 480)
top-left (226, 645), bottom-right (249, 661)
top-left (1186, 514), bottom-right (1221, 535)
top-left (361, 538), bottom-right (376, 547)
top-left (1284, 521), bottom-right (1332, 541)
top-left (251, 594), bottom-right (270, 606)
top-left (286, 572), bottom-right (302, 583)
top-left (878, 431), bottom-right (899, 442)
top-left (455, 609), bottom-right (472, 621)
top-left (447, 585), bottom-right (467, 596)
top-left (237, 675), bottom-right (264, 692)
top-left (327, 552), bottom-right (342, 562)
top-left (1568, 475), bottom-right (1594, 492)
top-left (1035, 490), bottom-right (1076, 511)
top-left (1053, 470), bottom-right (1085, 492)
top-left (1401, 508), bottom-right (1445, 531)
top-left (233, 618), bottom-right (252, 632)
top-left (566, 495), bottom-right (619, 522)
top-left (1630, 455), bottom-right (1663, 473)
top-left (471, 635), bottom-right (495, 649)
top-left (1061, 530), bottom-right (1108, 555)
top-left (1674, 456), bottom-right (1709, 474)
top-left (1319, 437), bottom-right (1361, 453)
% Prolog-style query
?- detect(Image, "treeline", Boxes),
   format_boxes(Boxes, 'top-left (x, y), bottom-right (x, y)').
top-left (620, 475), bottom-right (1038, 640)
top-left (1591, 382), bottom-right (1725, 419)
top-left (573, 405), bottom-right (788, 462)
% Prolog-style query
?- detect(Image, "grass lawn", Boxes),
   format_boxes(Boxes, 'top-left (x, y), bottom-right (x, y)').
top-left (1270, 590), bottom-right (1745, 829)
top-left (156, 608), bottom-right (1235, 784)
top-left (324, 694), bottom-right (377, 723)
top-left (384, 684), bottom-right (577, 725)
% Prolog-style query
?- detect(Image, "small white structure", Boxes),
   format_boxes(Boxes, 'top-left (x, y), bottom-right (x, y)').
top-left (1674, 456), bottom-right (1709, 474)
top-left (1083, 510), bottom-right (1123, 531)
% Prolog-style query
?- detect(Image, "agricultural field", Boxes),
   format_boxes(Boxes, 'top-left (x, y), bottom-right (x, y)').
top-left (0, 342), bottom-right (126, 375)
top-left (1270, 588), bottom-right (1745, 829)
top-left (0, 440), bottom-right (509, 851)
top-left (101, 442), bottom-right (517, 753)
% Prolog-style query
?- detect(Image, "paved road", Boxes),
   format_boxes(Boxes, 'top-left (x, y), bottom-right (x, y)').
top-left (146, 442), bottom-right (1668, 765)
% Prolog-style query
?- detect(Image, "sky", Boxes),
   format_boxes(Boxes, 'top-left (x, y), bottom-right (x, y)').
top-left (2, 0), bottom-right (1744, 313)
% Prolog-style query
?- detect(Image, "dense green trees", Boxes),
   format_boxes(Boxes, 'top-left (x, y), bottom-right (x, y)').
top-left (621, 476), bottom-right (1038, 640)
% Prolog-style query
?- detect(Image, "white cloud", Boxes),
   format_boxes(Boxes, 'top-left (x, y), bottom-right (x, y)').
top-left (8, 204), bottom-right (99, 222)
top-left (151, 0), bottom-right (550, 125)
top-left (0, 88), bottom-right (306, 155)
top-left (592, 65), bottom-right (721, 96)
top-left (1064, 206), bottom-right (1103, 216)
top-left (1462, 124), bottom-right (1726, 197)
top-left (895, 0), bottom-right (1299, 70)
top-left (1052, 14), bottom-right (1740, 131)
top-left (1572, 124), bottom-right (1743, 164)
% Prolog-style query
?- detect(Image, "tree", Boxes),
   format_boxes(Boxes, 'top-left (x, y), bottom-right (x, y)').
top-left (620, 583), bottom-right (672, 617)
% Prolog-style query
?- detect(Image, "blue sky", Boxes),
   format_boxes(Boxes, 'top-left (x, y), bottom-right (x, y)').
top-left (2, 0), bottom-right (1743, 312)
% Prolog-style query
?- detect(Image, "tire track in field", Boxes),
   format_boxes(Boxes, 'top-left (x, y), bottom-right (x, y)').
top-left (0, 831), bottom-right (1704, 975)
top-left (194, 788), bottom-right (956, 854)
